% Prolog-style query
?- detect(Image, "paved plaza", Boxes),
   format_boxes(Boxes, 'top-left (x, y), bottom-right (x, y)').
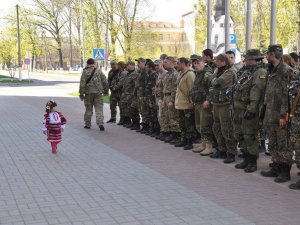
top-left (0, 72), bottom-right (300, 225)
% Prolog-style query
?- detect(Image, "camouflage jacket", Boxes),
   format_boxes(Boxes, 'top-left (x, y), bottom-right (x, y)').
top-left (121, 70), bottom-right (138, 102)
top-left (79, 65), bottom-right (108, 95)
top-left (189, 67), bottom-right (213, 104)
top-left (145, 71), bottom-right (158, 103)
top-left (233, 63), bottom-right (267, 113)
top-left (108, 69), bottom-right (120, 94)
top-left (135, 68), bottom-right (148, 97)
top-left (264, 60), bottom-right (290, 125)
top-left (154, 70), bottom-right (167, 100)
top-left (209, 66), bottom-right (236, 105)
top-left (162, 68), bottom-right (179, 100)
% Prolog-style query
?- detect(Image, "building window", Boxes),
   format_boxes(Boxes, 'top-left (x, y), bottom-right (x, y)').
top-left (166, 33), bottom-right (170, 41)
top-left (160, 34), bottom-right (163, 41)
top-left (220, 23), bottom-right (224, 27)
top-left (174, 34), bottom-right (178, 41)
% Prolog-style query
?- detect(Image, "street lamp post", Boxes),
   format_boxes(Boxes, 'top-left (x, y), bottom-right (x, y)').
top-left (80, 0), bottom-right (86, 68)
top-left (16, 5), bottom-right (22, 80)
top-left (225, 0), bottom-right (230, 51)
top-left (270, 0), bottom-right (277, 45)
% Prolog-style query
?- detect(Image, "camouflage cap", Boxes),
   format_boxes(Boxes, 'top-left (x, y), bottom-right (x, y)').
top-left (192, 55), bottom-right (203, 61)
top-left (267, 44), bottom-right (283, 53)
top-left (190, 54), bottom-right (199, 60)
top-left (126, 61), bottom-right (135, 66)
top-left (135, 57), bottom-right (146, 62)
top-left (243, 49), bottom-right (264, 60)
top-left (154, 59), bottom-right (162, 65)
top-left (110, 60), bottom-right (117, 65)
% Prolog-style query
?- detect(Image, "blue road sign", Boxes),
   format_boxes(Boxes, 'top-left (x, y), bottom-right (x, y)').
top-left (229, 34), bottom-right (237, 44)
top-left (93, 48), bottom-right (105, 61)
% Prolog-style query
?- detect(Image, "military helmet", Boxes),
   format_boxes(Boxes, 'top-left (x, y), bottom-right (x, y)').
top-left (243, 49), bottom-right (264, 60)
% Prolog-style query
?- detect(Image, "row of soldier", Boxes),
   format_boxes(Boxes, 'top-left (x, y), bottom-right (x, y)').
top-left (106, 45), bottom-right (300, 189)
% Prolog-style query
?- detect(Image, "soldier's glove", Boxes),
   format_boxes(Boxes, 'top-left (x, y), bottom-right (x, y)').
top-left (79, 94), bottom-right (84, 101)
top-left (244, 111), bottom-right (256, 120)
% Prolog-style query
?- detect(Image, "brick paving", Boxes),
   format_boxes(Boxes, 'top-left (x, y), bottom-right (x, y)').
top-left (0, 73), bottom-right (300, 225)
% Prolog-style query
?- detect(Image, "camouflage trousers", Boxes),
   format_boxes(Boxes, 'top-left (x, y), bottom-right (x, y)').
top-left (84, 93), bottom-right (104, 127)
top-left (109, 93), bottom-right (120, 120)
top-left (157, 99), bottom-right (168, 132)
top-left (122, 100), bottom-right (140, 123)
top-left (233, 108), bottom-right (260, 155)
top-left (266, 124), bottom-right (292, 164)
top-left (194, 103), bottom-right (214, 144)
top-left (138, 97), bottom-right (150, 124)
top-left (178, 109), bottom-right (195, 139)
top-left (288, 117), bottom-right (300, 167)
top-left (148, 101), bottom-right (159, 131)
top-left (161, 95), bottom-right (180, 132)
top-left (212, 104), bottom-right (236, 155)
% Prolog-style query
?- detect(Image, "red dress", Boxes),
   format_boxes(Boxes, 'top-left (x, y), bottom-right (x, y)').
top-left (43, 112), bottom-right (67, 143)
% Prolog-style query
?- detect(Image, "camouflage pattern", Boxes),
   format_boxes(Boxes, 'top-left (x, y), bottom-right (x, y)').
top-left (178, 109), bottom-right (195, 139)
top-left (135, 68), bottom-right (149, 124)
top-left (210, 66), bottom-right (236, 155)
top-left (79, 65), bottom-right (109, 127)
top-left (264, 60), bottom-right (291, 163)
top-left (145, 71), bottom-right (159, 131)
top-left (162, 68), bottom-right (180, 132)
top-left (155, 71), bottom-right (167, 132)
top-left (112, 70), bottom-right (127, 119)
top-left (121, 70), bottom-right (140, 123)
top-left (194, 103), bottom-right (214, 143)
top-left (108, 68), bottom-right (120, 120)
top-left (233, 63), bottom-right (267, 155)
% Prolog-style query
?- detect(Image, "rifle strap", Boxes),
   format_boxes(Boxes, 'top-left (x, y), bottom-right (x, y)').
top-left (290, 89), bottom-right (300, 117)
top-left (85, 68), bottom-right (97, 85)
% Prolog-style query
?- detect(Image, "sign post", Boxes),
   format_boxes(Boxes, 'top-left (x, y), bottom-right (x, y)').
top-left (92, 48), bottom-right (105, 61)
top-left (24, 58), bottom-right (31, 81)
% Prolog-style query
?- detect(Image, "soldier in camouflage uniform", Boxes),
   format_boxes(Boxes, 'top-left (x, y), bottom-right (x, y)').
top-left (120, 61), bottom-right (140, 129)
top-left (161, 57), bottom-right (181, 143)
top-left (233, 49), bottom-right (267, 173)
top-left (111, 61), bottom-right (127, 125)
top-left (261, 44), bottom-right (292, 183)
top-left (144, 61), bottom-right (159, 136)
top-left (79, 58), bottom-right (109, 131)
top-left (288, 79), bottom-right (300, 189)
top-left (189, 56), bottom-right (214, 155)
top-left (107, 61), bottom-right (119, 123)
top-left (209, 53), bottom-right (237, 163)
top-left (135, 58), bottom-right (150, 132)
top-left (154, 60), bottom-right (168, 140)
top-left (175, 57), bottom-right (196, 150)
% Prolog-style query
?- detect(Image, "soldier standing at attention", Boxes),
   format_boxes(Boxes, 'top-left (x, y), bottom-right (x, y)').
top-left (233, 49), bottom-right (267, 173)
top-left (79, 58), bottom-right (109, 131)
top-left (162, 57), bottom-right (181, 144)
top-left (209, 53), bottom-right (237, 163)
top-left (107, 61), bottom-right (119, 123)
top-left (175, 57), bottom-right (196, 150)
top-left (189, 56), bottom-right (214, 155)
top-left (260, 44), bottom-right (292, 183)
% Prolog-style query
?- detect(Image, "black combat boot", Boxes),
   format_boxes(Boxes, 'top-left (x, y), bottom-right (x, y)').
top-left (260, 162), bottom-right (280, 177)
top-left (136, 123), bottom-right (144, 132)
top-left (160, 132), bottom-right (169, 141)
top-left (117, 117), bottom-right (125, 125)
top-left (223, 153), bottom-right (235, 164)
top-left (164, 132), bottom-right (175, 143)
top-left (170, 132), bottom-right (180, 145)
top-left (289, 179), bottom-right (300, 189)
top-left (106, 118), bottom-right (116, 123)
top-left (274, 164), bottom-right (291, 183)
top-left (175, 137), bottom-right (187, 147)
top-left (210, 150), bottom-right (227, 159)
top-left (244, 154), bottom-right (257, 173)
top-left (123, 118), bottom-right (131, 127)
top-left (235, 153), bottom-right (249, 169)
top-left (156, 132), bottom-right (164, 139)
top-left (183, 139), bottom-right (193, 150)
top-left (141, 124), bottom-right (149, 134)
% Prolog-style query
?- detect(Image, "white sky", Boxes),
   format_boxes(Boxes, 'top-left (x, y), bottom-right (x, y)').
top-left (0, 0), bottom-right (196, 25)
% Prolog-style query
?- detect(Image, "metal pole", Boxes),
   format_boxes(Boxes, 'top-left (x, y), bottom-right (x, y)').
top-left (43, 31), bottom-right (48, 73)
top-left (16, 5), bottom-right (22, 80)
top-left (105, 11), bottom-right (109, 71)
top-left (270, 0), bottom-right (277, 45)
top-left (69, 8), bottom-right (73, 70)
top-left (246, 0), bottom-right (251, 50)
top-left (207, 0), bottom-right (212, 49)
top-left (297, 1), bottom-right (300, 54)
top-left (80, 0), bottom-right (86, 67)
top-left (225, 0), bottom-right (230, 51)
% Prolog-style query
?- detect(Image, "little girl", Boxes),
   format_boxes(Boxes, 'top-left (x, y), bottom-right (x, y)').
top-left (42, 100), bottom-right (67, 154)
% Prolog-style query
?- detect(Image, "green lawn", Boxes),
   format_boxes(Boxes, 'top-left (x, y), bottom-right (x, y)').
top-left (69, 92), bottom-right (110, 104)
top-left (0, 78), bottom-right (33, 83)
top-left (0, 75), bottom-right (9, 78)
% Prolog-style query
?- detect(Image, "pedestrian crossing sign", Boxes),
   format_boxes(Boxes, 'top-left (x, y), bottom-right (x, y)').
top-left (93, 48), bottom-right (105, 61)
